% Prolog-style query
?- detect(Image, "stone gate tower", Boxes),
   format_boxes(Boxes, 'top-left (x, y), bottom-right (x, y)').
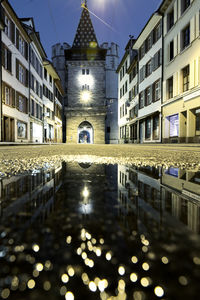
top-left (52, 1), bottom-right (119, 144)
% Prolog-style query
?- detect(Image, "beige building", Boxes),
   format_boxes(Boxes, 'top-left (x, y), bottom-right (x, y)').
top-left (160, 0), bottom-right (200, 143)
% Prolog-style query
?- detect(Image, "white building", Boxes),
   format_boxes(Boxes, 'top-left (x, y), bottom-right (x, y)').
top-left (21, 18), bottom-right (46, 143)
top-left (134, 13), bottom-right (162, 143)
top-left (117, 38), bottom-right (135, 143)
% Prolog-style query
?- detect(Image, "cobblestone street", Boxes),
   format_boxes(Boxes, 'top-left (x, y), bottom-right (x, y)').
top-left (0, 143), bottom-right (200, 177)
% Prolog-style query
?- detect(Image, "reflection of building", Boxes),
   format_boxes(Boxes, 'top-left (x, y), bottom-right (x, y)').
top-left (0, 165), bottom-right (63, 225)
top-left (52, 2), bottom-right (118, 144)
top-left (118, 164), bottom-right (200, 234)
top-left (160, 0), bottom-right (200, 143)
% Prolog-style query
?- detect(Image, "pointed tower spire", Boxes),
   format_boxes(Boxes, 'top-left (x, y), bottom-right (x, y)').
top-left (72, 1), bottom-right (99, 49)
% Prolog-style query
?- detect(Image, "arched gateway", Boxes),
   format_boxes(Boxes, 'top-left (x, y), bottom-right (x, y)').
top-left (78, 121), bottom-right (93, 144)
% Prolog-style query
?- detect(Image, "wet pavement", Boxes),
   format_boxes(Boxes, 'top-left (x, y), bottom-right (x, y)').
top-left (1, 161), bottom-right (200, 300)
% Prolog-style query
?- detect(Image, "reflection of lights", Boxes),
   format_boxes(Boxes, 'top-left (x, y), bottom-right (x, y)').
top-left (32, 244), bottom-right (40, 252)
top-left (118, 266), bottom-right (125, 275)
top-left (131, 256), bottom-right (138, 264)
top-left (140, 277), bottom-right (150, 287)
top-left (65, 291), bottom-right (74, 300)
top-left (61, 274), bottom-right (69, 283)
top-left (154, 286), bottom-right (164, 297)
top-left (142, 262), bottom-right (150, 271)
top-left (130, 273), bottom-right (138, 282)
top-left (89, 281), bottom-right (97, 292)
top-left (27, 279), bottom-right (35, 289)
top-left (35, 263), bottom-right (43, 272)
top-left (82, 186), bottom-right (89, 198)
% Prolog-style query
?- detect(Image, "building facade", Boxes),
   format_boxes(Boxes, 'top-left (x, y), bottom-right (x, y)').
top-left (160, 0), bottom-right (200, 143)
top-left (1, 0), bottom-right (63, 143)
top-left (52, 2), bottom-right (119, 144)
top-left (134, 13), bottom-right (162, 143)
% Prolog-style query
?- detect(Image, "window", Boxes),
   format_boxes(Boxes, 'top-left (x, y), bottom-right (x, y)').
top-left (139, 92), bottom-right (144, 109)
top-left (49, 75), bottom-right (52, 85)
top-left (139, 43), bottom-right (145, 60)
top-left (182, 65), bottom-right (189, 92)
top-left (82, 69), bottom-right (89, 75)
top-left (19, 64), bottom-right (25, 84)
top-left (146, 60), bottom-right (152, 77)
top-left (153, 80), bottom-right (160, 102)
top-left (19, 35), bottom-right (25, 56)
top-left (145, 86), bottom-right (151, 106)
top-left (2, 44), bottom-right (12, 72)
top-left (120, 70), bottom-right (122, 81)
top-left (36, 103), bottom-right (39, 119)
top-left (167, 9), bottom-right (174, 31)
top-left (167, 77), bottom-right (173, 99)
top-left (182, 24), bottom-right (190, 50)
top-left (169, 40), bottom-right (174, 61)
top-left (154, 22), bottom-right (161, 42)
top-left (17, 93), bottom-right (27, 113)
top-left (5, 86), bottom-right (11, 106)
top-left (146, 35), bottom-right (152, 52)
top-left (181, 0), bottom-right (190, 14)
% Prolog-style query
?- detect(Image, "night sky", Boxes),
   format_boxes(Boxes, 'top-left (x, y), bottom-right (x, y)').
top-left (9, 0), bottom-right (161, 60)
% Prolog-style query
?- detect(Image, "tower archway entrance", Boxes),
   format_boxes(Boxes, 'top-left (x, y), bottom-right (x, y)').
top-left (78, 121), bottom-right (93, 144)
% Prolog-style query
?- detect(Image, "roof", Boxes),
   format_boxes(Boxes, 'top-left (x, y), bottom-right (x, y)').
top-left (72, 2), bottom-right (99, 49)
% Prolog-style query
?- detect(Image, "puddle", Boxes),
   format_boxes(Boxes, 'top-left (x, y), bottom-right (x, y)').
top-left (0, 162), bottom-right (200, 299)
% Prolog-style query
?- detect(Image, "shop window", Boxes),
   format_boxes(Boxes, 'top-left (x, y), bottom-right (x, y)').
top-left (17, 121), bottom-right (27, 139)
top-left (195, 108), bottom-right (200, 131)
top-left (153, 115), bottom-right (159, 140)
top-left (169, 114), bottom-right (179, 137)
top-left (182, 65), bottom-right (189, 92)
top-left (145, 118), bottom-right (151, 139)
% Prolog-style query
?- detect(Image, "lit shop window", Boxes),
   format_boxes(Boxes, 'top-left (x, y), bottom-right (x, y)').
top-left (169, 114), bottom-right (179, 137)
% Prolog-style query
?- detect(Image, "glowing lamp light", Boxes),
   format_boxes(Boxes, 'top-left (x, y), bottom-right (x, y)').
top-left (81, 91), bottom-right (91, 102)
top-left (89, 41), bottom-right (97, 48)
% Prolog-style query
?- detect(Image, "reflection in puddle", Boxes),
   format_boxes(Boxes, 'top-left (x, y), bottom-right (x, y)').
top-left (0, 162), bottom-right (200, 299)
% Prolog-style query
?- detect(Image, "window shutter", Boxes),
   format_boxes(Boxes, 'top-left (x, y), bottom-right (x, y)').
top-left (11, 88), bottom-right (15, 107)
top-left (16, 92), bottom-right (19, 110)
top-left (1, 43), bottom-right (5, 68)
top-left (7, 49), bottom-right (12, 73)
top-left (158, 80), bottom-right (161, 99)
top-left (152, 83), bottom-right (155, 102)
top-left (143, 66), bottom-right (145, 80)
top-left (25, 42), bottom-right (28, 60)
top-left (150, 85), bottom-right (152, 104)
top-left (159, 49), bottom-right (162, 66)
top-left (25, 69), bottom-right (29, 87)
top-left (16, 58), bottom-right (19, 80)
top-left (11, 21), bottom-right (15, 44)
top-left (139, 68), bottom-right (143, 83)
top-left (16, 29), bottom-right (19, 49)
top-left (2, 82), bottom-right (5, 104)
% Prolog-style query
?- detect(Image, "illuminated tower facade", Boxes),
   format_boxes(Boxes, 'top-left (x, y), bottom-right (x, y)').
top-left (52, 2), bottom-right (119, 144)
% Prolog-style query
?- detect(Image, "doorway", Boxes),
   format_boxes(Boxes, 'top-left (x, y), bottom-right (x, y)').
top-left (78, 121), bottom-right (93, 144)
